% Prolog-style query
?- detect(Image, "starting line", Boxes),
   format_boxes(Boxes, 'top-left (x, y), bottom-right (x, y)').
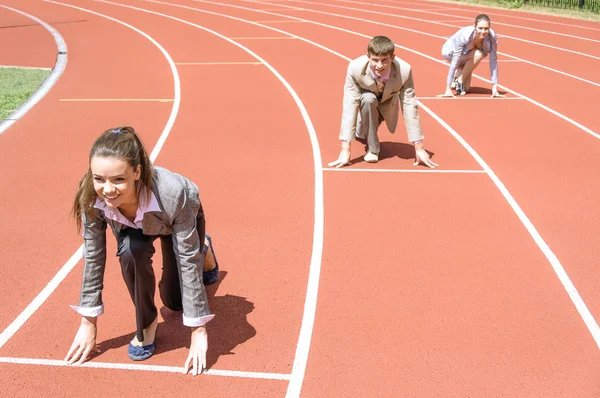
top-left (0, 356), bottom-right (291, 380)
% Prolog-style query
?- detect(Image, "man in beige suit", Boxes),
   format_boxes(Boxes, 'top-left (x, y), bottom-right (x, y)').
top-left (329, 36), bottom-right (438, 168)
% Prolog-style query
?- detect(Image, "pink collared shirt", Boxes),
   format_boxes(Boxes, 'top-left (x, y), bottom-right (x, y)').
top-left (91, 186), bottom-right (162, 229)
top-left (70, 188), bottom-right (215, 328)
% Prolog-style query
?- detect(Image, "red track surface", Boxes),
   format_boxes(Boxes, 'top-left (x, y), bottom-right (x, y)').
top-left (0, 0), bottom-right (599, 396)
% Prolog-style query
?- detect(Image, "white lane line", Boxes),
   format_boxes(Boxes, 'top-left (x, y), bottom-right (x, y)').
top-left (417, 100), bottom-right (600, 351)
top-left (432, 19), bottom-right (474, 22)
top-left (43, 0), bottom-right (181, 167)
top-left (229, 35), bottom-right (297, 39)
top-left (245, 0), bottom-right (600, 350)
top-left (0, 357), bottom-right (291, 380)
top-left (237, 0), bottom-right (600, 139)
top-left (335, 0), bottom-right (600, 43)
top-left (417, 96), bottom-right (522, 100)
top-left (262, 0), bottom-right (600, 88)
top-left (176, 61), bottom-right (262, 64)
top-left (251, 19), bottom-right (306, 22)
top-left (323, 168), bottom-right (486, 173)
top-left (148, 2), bottom-right (600, 396)
top-left (100, 0), bottom-right (325, 395)
top-left (0, 5), bottom-right (67, 136)
top-left (0, 249), bottom-right (82, 349)
top-left (377, 0), bottom-right (600, 32)
top-left (0, 1), bottom-right (181, 351)
top-left (58, 98), bottom-right (174, 102)
top-left (290, 0), bottom-right (600, 56)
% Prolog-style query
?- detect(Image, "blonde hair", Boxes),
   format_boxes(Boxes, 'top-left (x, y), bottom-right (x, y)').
top-left (72, 126), bottom-right (155, 232)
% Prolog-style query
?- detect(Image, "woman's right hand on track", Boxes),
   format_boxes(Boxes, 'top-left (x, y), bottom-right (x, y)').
top-left (436, 87), bottom-right (455, 98)
top-left (64, 316), bottom-right (101, 365)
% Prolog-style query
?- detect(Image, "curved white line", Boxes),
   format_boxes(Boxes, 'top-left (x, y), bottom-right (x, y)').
top-left (0, 357), bottom-right (292, 379)
top-left (349, 0), bottom-right (600, 88)
top-left (43, 1), bottom-right (181, 161)
top-left (275, 0), bottom-right (600, 59)
top-left (416, 101), bottom-right (600, 352)
top-left (335, 0), bottom-right (600, 43)
top-left (381, 0), bottom-right (600, 32)
top-left (94, 0), bottom-right (325, 393)
top-left (0, 1), bottom-right (181, 350)
top-left (0, 5), bottom-right (67, 136)
top-left (254, 0), bottom-right (600, 73)
top-left (491, 53), bottom-right (600, 89)
top-left (230, 0), bottom-right (600, 139)
top-left (145, 0), bottom-right (600, 392)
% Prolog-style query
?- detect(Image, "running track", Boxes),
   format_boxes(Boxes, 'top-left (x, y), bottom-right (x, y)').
top-left (0, 0), bottom-right (599, 396)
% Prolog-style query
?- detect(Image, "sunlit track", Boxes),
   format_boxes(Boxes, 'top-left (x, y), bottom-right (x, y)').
top-left (194, 0), bottom-right (600, 140)
top-left (242, 0), bottom-right (600, 83)
top-left (0, 357), bottom-right (292, 379)
top-left (2, 0), bottom-right (600, 396)
top-left (333, 0), bottom-right (600, 43)
top-left (377, 0), bottom-right (600, 32)
top-left (243, 0), bottom-right (600, 61)
top-left (0, 0), bottom-right (181, 351)
top-left (157, 0), bottom-right (600, 361)
top-left (95, 1), bottom-right (325, 396)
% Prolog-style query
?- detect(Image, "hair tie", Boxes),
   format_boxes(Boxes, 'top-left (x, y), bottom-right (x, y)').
top-left (112, 128), bottom-right (122, 134)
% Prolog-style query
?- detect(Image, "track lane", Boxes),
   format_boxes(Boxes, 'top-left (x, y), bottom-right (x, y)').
top-left (0, 4), bottom-right (57, 68)
top-left (217, 0), bottom-right (600, 138)
top-left (143, 1), bottom-right (600, 396)
top-left (333, 0), bottom-right (600, 44)
top-left (387, 0), bottom-right (600, 31)
top-left (0, 0), bottom-right (173, 336)
top-left (1, 0), bottom-right (599, 396)
top-left (1, 2), bottom-right (317, 396)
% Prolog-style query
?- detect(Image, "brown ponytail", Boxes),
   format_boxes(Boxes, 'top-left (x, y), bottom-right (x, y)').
top-left (72, 126), bottom-right (155, 232)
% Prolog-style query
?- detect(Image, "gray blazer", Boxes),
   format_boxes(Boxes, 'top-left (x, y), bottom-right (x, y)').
top-left (339, 55), bottom-right (424, 143)
top-left (78, 166), bottom-right (210, 320)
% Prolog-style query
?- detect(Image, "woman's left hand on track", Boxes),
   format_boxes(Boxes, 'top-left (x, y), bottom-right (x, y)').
top-left (183, 325), bottom-right (208, 376)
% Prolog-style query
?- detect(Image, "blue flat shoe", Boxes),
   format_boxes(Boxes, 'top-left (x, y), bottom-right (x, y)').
top-left (128, 323), bottom-right (158, 361)
top-left (203, 234), bottom-right (219, 285)
top-left (128, 342), bottom-right (155, 361)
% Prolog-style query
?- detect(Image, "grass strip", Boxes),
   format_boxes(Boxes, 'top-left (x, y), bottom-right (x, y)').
top-left (0, 67), bottom-right (51, 121)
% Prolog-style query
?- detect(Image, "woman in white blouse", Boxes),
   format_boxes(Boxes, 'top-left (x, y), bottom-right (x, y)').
top-left (439, 14), bottom-right (504, 98)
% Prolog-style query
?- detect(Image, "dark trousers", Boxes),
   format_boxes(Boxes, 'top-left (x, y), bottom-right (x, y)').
top-left (116, 211), bottom-right (206, 342)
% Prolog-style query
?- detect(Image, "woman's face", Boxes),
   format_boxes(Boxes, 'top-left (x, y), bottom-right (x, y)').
top-left (475, 20), bottom-right (490, 40)
top-left (90, 156), bottom-right (140, 209)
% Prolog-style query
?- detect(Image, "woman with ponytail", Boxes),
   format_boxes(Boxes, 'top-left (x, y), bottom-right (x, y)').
top-left (439, 14), bottom-right (504, 98)
top-left (65, 126), bottom-right (219, 376)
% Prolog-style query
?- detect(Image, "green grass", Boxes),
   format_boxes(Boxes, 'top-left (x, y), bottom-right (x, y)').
top-left (0, 67), bottom-right (51, 121)
top-left (425, 0), bottom-right (600, 22)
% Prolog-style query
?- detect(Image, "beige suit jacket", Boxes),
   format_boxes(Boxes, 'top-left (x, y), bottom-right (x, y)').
top-left (339, 55), bottom-right (424, 143)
